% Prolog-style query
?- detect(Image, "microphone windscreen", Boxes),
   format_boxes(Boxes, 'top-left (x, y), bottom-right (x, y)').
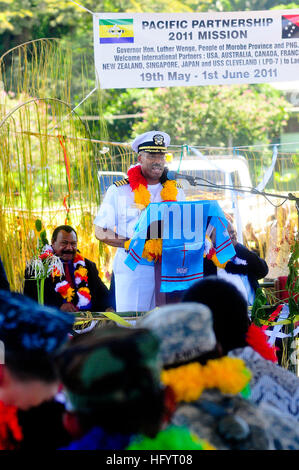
top-left (166, 170), bottom-right (176, 180)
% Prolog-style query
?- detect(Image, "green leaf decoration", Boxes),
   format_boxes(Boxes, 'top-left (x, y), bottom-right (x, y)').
top-left (251, 288), bottom-right (268, 326)
top-left (40, 230), bottom-right (49, 247)
top-left (35, 219), bottom-right (42, 232)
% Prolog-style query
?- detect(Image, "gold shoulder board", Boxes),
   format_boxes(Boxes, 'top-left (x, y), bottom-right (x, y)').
top-left (114, 178), bottom-right (129, 187)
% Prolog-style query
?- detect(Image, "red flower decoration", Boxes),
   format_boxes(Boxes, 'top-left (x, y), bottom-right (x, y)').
top-left (73, 253), bottom-right (84, 263)
top-left (261, 305), bottom-right (283, 329)
top-left (246, 324), bottom-right (278, 363)
top-left (39, 251), bottom-right (53, 260)
top-left (206, 247), bottom-right (216, 260)
top-left (57, 283), bottom-right (71, 297)
top-left (0, 401), bottom-right (23, 450)
top-left (51, 267), bottom-right (62, 278)
top-left (162, 386), bottom-right (177, 425)
top-left (78, 288), bottom-right (91, 300)
top-left (127, 165), bottom-right (148, 191)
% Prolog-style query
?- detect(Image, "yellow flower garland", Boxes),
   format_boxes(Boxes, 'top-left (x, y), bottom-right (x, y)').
top-left (160, 180), bottom-right (178, 201)
top-left (133, 179), bottom-right (178, 209)
top-left (76, 266), bottom-right (88, 278)
top-left (133, 183), bottom-right (151, 208)
top-left (142, 239), bottom-right (163, 262)
top-left (161, 357), bottom-right (251, 403)
top-left (65, 286), bottom-right (75, 303)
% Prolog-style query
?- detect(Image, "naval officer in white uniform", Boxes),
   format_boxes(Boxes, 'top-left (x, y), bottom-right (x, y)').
top-left (94, 130), bottom-right (185, 312)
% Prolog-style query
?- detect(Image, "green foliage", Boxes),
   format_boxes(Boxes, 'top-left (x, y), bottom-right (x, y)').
top-left (0, 0), bottom-right (204, 56)
top-left (286, 238), bottom-right (299, 320)
top-left (252, 239), bottom-right (299, 372)
top-left (0, 0), bottom-right (75, 56)
top-left (102, 88), bottom-right (147, 142)
top-left (251, 288), bottom-right (269, 327)
top-left (34, 219), bottom-right (49, 251)
top-left (211, 0), bottom-right (299, 11)
top-left (128, 84), bottom-right (289, 147)
top-left (272, 3), bottom-right (299, 9)
top-left (284, 238), bottom-right (299, 373)
top-left (40, 230), bottom-right (49, 247)
top-left (35, 219), bottom-right (42, 232)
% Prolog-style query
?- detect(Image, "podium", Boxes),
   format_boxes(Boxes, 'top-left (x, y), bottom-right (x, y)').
top-left (125, 200), bottom-right (235, 306)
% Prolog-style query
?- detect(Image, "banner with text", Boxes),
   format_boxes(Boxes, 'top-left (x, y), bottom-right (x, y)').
top-left (93, 10), bottom-right (299, 89)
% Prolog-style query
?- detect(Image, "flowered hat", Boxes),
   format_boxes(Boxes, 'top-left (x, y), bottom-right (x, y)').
top-left (138, 302), bottom-right (217, 367)
top-left (55, 326), bottom-right (162, 413)
top-left (131, 131), bottom-right (170, 153)
top-left (0, 290), bottom-right (75, 354)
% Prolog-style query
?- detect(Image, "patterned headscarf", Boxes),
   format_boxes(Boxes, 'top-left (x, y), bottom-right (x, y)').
top-left (0, 290), bottom-right (75, 354)
top-left (138, 302), bottom-right (217, 367)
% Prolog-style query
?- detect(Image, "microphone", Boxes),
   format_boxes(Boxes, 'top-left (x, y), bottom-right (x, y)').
top-left (166, 170), bottom-right (196, 185)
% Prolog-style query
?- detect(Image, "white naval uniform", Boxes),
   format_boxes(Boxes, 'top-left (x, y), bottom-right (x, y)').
top-left (94, 181), bottom-right (185, 312)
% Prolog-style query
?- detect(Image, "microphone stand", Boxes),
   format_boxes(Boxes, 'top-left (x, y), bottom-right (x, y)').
top-left (186, 175), bottom-right (299, 233)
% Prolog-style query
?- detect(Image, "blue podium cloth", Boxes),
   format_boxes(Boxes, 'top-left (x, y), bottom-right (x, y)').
top-left (125, 200), bottom-right (235, 293)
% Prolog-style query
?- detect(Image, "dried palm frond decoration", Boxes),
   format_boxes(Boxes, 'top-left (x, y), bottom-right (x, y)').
top-left (0, 39), bottom-right (113, 292)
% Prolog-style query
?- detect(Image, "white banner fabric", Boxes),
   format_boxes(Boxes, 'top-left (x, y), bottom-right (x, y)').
top-left (93, 10), bottom-right (299, 89)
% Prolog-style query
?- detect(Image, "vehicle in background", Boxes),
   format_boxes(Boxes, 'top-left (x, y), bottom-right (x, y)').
top-left (167, 154), bottom-right (252, 201)
top-left (98, 170), bottom-right (127, 194)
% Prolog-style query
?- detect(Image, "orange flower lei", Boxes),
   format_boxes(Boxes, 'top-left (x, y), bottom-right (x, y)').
top-left (51, 252), bottom-right (92, 310)
top-left (161, 357), bottom-right (252, 403)
top-left (127, 165), bottom-right (178, 262)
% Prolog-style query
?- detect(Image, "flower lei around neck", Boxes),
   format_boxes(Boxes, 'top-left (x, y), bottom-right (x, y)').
top-left (40, 246), bottom-right (92, 310)
top-left (127, 426), bottom-right (215, 450)
top-left (161, 357), bottom-right (252, 404)
top-left (0, 401), bottom-right (23, 450)
top-left (246, 323), bottom-right (278, 362)
top-left (127, 164), bottom-right (178, 262)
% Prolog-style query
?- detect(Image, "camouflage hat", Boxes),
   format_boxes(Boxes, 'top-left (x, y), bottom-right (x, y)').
top-left (55, 326), bottom-right (162, 413)
top-left (138, 302), bottom-right (217, 367)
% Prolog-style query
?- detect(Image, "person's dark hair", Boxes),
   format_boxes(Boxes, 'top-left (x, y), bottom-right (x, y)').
top-left (183, 276), bottom-right (250, 354)
top-left (70, 388), bottom-right (165, 438)
top-left (159, 167), bottom-right (168, 184)
top-left (4, 350), bottom-right (58, 383)
top-left (52, 225), bottom-right (77, 243)
top-left (56, 327), bottom-right (165, 437)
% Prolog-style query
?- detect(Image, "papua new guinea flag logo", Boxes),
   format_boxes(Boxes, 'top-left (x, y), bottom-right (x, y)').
top-left (282, 14), bottom-right (299, 38)
top-left (99, 19), bottom-right (134, 44)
